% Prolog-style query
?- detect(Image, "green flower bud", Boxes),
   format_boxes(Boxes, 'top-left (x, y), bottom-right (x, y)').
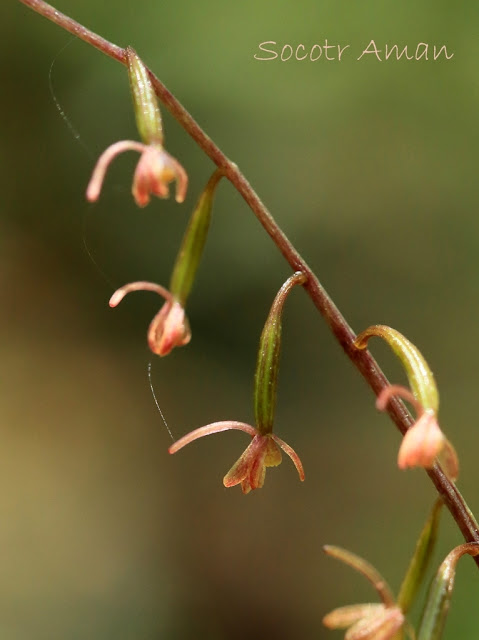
top-left (126, 46), bottom-right (163, 145)
top-left (417, 543), bottom-right (479, 640)
top-left (169, 169), bottom-right (223, 306)
top-left (397, 499), bottom-right (442, 614)
top-left (354, 325), bottom-right (439, 413)
top-left (254, 272), bottom-right (306, 435)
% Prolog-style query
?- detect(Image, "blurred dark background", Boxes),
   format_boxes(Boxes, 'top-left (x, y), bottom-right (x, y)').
top-left (2, 1), bottom-right (479, 638)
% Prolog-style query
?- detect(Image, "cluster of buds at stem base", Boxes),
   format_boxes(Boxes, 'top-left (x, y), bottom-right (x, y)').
top-left (168, 272), bottom-right (307, 493)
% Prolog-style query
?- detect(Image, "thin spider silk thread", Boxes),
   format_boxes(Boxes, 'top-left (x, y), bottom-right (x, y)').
top-left (148, 362), bottom-right (175, 442)
top-left (50, 38), bottom-right (117, 288)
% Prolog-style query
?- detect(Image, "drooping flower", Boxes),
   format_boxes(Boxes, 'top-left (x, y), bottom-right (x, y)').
top-left (109, 281), bottom-right (190, 356)
top-left (86, 47), bottom-right (187, 207)
top-left (376, 385), bottom-right (456, 477)
top-left (354, 325), bottom-right (458, 478)
top-left (86, 140), bottom-right (188, 207)
top-left (108, 170), bottom-right (222, 356)
top-left (324, 498), bottom-right (446, 640)
top-left (323, 546), bottom-right (407, 640)
top-left (169, 271), bottom-right (307, 492)
top-left (169, 421), bottom-right (304, 494)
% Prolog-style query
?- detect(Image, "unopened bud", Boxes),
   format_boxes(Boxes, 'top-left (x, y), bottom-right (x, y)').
top-left (355, 325), bottom-right (438, 413)
top-left (126, 47), bottom-right (163, 145)
top-left (169, 169), bottom-right (223, 305)
top-left (417, 542), bottom-right (479, 640)
top-left (254, 271), bottom-right (307, 435)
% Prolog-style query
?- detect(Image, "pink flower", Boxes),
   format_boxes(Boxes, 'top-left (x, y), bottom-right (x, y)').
top-left (169, 421), bottom-right (304, 494)
top-left (323, 603), bottom-right (404, 640)
top-left (86, 141), bottom-right (188, 207)
top-left (109, 281), bottom-right (190, 357)
top-left (376, 385), bottom-right (446, 471)
top-left (323, 545), bottom-right (407, 640)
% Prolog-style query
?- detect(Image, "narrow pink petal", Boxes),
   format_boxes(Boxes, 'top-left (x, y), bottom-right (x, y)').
top-left (169, 421), bottom-right (257, 454)
top-left (323, 546), bottom-right (395, 607)
top-left (86, 140), bottom-right (146, 202)
top-left (109, 281), bottom-right (172, 308)
top-left (171, 157), bottom-right (188, 203)
top-left (272, 434), bottom-right (305, 481)
top-left (376, 384), bottom-right (422, 416)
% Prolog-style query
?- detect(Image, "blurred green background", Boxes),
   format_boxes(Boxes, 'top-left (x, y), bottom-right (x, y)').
top-left (2, 1), bottom-right (479, 638)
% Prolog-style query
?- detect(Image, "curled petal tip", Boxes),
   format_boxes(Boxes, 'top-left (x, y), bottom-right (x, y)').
top-left (109, 281), bottom-right (172, 309)
top-left (86, 183), bottom-right (100, 203)
top-left (109, 290), bottom-right (125, 308)
top-left (174, 163), bottom-right (188, 203)
top-left (271, 434), bottom-right (305, 482)
top-left (86, 140), bottom-right (147, 204)
top-left (376, 385), bottom-right (421, 415)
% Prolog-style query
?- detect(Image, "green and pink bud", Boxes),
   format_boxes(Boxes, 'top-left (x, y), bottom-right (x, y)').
top-left (86, 47), bottom-right (187, 206)
top-left (354, 326), bottom-right (456, 475)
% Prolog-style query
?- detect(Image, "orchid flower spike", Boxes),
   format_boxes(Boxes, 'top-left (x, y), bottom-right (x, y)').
top-left (86, 47), bottom-right (187, 207)
top-left (109, 281), bottom-right (190, 356)
top-left (169, 271), bottom-right (307, 493)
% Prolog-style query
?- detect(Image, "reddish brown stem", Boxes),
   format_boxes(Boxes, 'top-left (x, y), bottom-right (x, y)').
top-left (17, 0), bottom-right (479, 559)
